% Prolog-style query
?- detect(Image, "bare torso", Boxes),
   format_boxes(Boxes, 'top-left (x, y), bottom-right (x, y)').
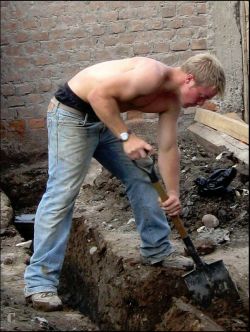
top-left (68, 57), bottom-right (178, 113)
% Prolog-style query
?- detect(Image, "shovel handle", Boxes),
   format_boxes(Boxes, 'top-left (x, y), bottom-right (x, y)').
top-left (152, 182), bottom-right (188, 239)
top-left (152, 181), bottom-right (205, 267)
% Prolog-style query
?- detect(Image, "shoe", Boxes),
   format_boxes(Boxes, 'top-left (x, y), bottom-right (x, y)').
top-left (141, 252), bottom-right (194, 271)
top-left (26, 292), bottom-right (63, 311)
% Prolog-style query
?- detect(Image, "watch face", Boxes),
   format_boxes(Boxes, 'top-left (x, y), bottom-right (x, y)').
top-left (120, 132), bottom-right (129, 141)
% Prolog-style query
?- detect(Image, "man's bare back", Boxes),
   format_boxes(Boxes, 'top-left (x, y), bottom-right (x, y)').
top-left (68, 57), bottom-right (177, 114)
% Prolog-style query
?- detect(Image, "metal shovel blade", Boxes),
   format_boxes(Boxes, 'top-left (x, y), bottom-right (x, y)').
top-left (184, 260), bottom-right (240, 307)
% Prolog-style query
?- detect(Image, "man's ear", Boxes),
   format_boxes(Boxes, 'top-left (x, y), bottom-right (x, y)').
top-left (185, 73), bottom-right (194, 84)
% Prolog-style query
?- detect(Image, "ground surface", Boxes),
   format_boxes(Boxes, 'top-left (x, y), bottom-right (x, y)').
top-left (0, 121), bottom-right (249, 331)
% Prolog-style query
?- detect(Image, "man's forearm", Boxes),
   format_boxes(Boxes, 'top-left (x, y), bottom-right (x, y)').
top-left (158, 148), bottom-right (180, 197)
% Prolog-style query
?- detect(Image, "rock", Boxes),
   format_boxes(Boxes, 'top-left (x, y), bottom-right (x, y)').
top-left (196, 228), bottom-right (230, 245)
top-left (202, 214), bottom-right (219, 228)
top-left (127, 218), bottom-right (135, 225)
top-left (2, 253), bottom-right (16, 265)
top-left (182, 207), bottom-right (190, 218)
top-left (238, 210), bottom-right (248, 221)
top-left (195, 238), bottom-right (216, 255)
top-left (0, 190), bottom-right (14, 233)
top-left (217, 209), bottom-right (227, 222)
top-left (16, 240), bottom-right (32, 248)
top-left (89, 246), bottom-right (98, 255)
top-left (184, 238), bottom-right (216, 256)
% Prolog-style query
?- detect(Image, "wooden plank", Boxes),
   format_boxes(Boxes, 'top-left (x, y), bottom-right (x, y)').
top-left (194, 108), bottom-right (249, 144)
top-left (224, 112), bottom-right (245, 123)
top-left (240, 1), bottom-right (249, 123)
top-left (188, 123), bottom-right (249, 165)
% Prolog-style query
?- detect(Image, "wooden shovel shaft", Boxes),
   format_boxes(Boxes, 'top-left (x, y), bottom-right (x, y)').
top-left (152, 182), bottom-right (188, 239)
top-left (152, 181), bottom-right (205, 267)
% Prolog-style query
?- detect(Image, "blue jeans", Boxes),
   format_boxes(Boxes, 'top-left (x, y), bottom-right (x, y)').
top-left (24, 104), bottom-right (174, 297)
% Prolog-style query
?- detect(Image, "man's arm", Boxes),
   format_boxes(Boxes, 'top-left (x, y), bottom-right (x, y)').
top-left (87, 62), bottom-right (164, 159)
top-left (157, 100), bottom-right (181, 216)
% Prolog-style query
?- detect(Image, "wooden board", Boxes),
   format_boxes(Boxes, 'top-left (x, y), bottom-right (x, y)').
top-left (224, 112), bottom-right (245, 123)
top-left (188, 123), bottom-right (249, 165)
top-left (194, 108), bottom-right (249, 144)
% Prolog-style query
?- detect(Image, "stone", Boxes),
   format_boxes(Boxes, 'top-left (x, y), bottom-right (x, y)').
top-left (202, 214), bottom-right (219, 228)
top-left (0, 190), bottom-right (14, 233)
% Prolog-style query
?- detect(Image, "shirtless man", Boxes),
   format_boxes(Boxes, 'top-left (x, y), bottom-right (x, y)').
top-left (24, 53), bottom-right (225, 311)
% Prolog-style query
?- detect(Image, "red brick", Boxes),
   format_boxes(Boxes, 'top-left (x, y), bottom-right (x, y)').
top-left (25, 94), bottom-right (44, 104)
top-left (146, 19), bottom-right (163, 30)
top-left (13, 57), bottom-right (29, 67)
top-left (171, 41), bottom-right (189, 51)
top-left (31, 31), bottom-right (49, 41)
top-left (118, 33), bottom-right (136, 45)
top-left (178, 3), bottom-right (194, 16)
top-left (153, 42), bottom-right (170, 53)
top-left (100, 11), bottom-right (118, 21)
top-left (133, 43), bottom-right (151, 55)
top-left (187, 16), bottom-right (207, 27)
top-left (106, 1), bottom-right (128, 10)
top-left (110, 22), bottom-right (126, 34)
top-left (28, 118), bottom-right (45, 129)
top-left (2, 21), bottom-right (18, 31)
top-left (63, 39), bottom-right (77, 50)
top-left (15, 32), bottom-right (29, 43)
top-left (119, 8), bottom-right (138, 20)
top-left (161, 6), bottom-right (176, 18)
top-left (73, 52), bottom-right (91, 62)
top-left (169, 19), bottom-right (183, 29)
top-left (138, 7), bottom-right (155, 19)
top-left (49, 29), bottom-right (67, 39)
top-left (103, 35), bottom-right (118, 46)
top-left (191, 39), bottom-right (207, 50)
top-left (22, 19), bottom-right (38, 29)
top-left (8, 96), bottom-right (25, 107)
top-left (197, 3), bottom-right (207, 14)
top-left (40, 17), bottom-right (57, 29)
top-left (38, 79), bottom-right (52, 92)
top-left (176, 28), bottom-right (192, 38)
top-left (16, 83), bottom-right (34, 95)
top-left (1, 84), bottom-right (15, 96)
top-left (91, 26), bottom-right (105, 36)
top-left (34, 55), bottom-right (54, 66)
top-left (127, 20), bottom-right (145, 32)
top-left (23, 42), bottom-right (41, 55)
top-left (8, 119), bottom-right (26, 134)
top-left (70, 28), bottom-right (87, 39)
top-left (57, 53), bottom-right (70, 63)
top-left (4, 45), bottom-right (23, 56)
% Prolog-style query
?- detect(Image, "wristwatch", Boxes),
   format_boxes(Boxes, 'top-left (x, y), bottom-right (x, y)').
top-left (119, 130), bottom-right (132, 142)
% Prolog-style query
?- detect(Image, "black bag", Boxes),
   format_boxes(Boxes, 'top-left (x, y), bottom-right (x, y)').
top-left (194, 167), bottom-right (237, 196)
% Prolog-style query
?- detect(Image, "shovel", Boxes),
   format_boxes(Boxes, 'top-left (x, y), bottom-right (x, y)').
top-left (134, 155), bottom-right (240, 307)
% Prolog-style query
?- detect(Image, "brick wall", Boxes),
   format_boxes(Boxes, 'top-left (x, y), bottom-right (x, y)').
top-left (1, 1), bottom-right (211, 162)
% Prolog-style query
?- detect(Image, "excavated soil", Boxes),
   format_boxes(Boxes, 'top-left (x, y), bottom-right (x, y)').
top-left (0, 119), bottom-right (249, 331)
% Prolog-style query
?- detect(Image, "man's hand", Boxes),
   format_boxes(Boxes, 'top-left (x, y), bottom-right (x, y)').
top-left (159, 193), bottom-right (181, 217)
top-left (123, 134), bottom-right (153, 160)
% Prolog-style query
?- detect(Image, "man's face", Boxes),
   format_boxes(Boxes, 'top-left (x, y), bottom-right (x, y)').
top-left (180, 74), bottom-right (217, 108)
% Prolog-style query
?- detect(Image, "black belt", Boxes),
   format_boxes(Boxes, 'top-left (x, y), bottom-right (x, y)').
top-left (49, 97), bottom-right (100, 122)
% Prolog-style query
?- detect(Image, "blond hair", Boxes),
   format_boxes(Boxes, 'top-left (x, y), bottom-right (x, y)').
top-left (181, 53), bottom-right (226, 97)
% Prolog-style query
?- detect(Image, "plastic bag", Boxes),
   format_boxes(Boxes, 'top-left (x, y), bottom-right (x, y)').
top-left (194, 167), bottom-right (237, 196)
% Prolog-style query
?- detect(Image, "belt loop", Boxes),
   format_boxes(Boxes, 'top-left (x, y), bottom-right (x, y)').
top-left (83, 113), bottom-right (88, 125)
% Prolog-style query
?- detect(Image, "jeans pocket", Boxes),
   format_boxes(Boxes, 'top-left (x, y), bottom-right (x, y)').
top-left (58, 109), bottom-right (86, 126)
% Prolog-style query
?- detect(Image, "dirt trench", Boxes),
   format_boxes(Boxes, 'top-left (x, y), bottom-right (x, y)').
top-left (0, 119), bottom-right (249, 331)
